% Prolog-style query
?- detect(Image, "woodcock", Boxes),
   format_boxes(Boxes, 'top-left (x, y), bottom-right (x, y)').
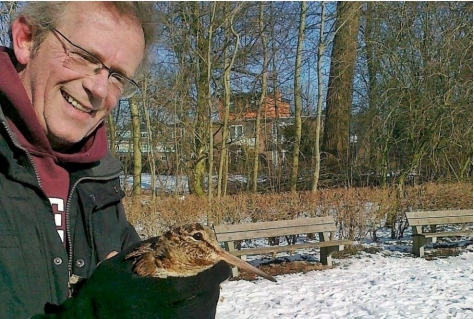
top-left (125, 223), bottom-right (277, 282)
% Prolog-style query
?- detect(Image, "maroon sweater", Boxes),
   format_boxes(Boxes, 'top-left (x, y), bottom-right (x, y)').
top-left (0, 47), bottom-right (108, 245)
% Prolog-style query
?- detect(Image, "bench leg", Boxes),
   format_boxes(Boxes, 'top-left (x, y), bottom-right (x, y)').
top-left (412, 235), bottom-right (429, 257)
top-left (229, 255), bottom-right (247, 278)
top-left (230, 265), bottom-right (239, 278)
top-left (224, 241), bottom-right (240, 278)
top-left (320, 245), bottom-right (344, 266)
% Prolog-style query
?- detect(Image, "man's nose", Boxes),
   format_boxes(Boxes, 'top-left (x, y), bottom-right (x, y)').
top-left (83, 69), bottom-right (110, 100)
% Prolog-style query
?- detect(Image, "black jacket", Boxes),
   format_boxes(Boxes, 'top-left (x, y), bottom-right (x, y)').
top-left (0, 99), bottom-right (140, 318)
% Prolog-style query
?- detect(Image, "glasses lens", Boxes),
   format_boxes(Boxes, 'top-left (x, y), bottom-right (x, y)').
top-left (108, 73), bottom-right (138, 98)
top-left (63, 51), bottom-right (102, 76)
top-left (121, 81), bottom-right (139, 98)
top-left (64, 53), bottom-right (138, 98)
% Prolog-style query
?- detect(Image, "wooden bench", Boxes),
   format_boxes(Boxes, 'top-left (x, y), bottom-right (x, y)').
top-left (213, 216), bottom-right (352, 277)
top-left (405, 209), bottom-right (473, 257)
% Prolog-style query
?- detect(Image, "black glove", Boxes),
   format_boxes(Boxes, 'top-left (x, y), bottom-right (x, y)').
top-left (34, 238), bottom-right (232, 319)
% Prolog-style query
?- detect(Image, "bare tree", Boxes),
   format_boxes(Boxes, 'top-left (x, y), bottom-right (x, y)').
top-left (290, 1), bottom-right (307, 193)
top-left (106, 113), bottom-right (117, 158)
top-left (129, 97), bottom-right (142, 196)
top-left (251, 2), bottom-right (269, 193)
top-left (206, 2), bottom-right (217, 203)
top-left (141, 75), bottom-right (157, 197)
top-left (217, 3), bottom-right (241, 197)
top-left (357, 2), bottom-right (472, 187)
top-left (312, 2), bottom-right (327, 192)
top-left (322, 1), bottom-right (361, 182)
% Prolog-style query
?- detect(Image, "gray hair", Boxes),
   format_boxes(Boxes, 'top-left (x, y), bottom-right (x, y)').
top-left (11, 1), bottom-right (159, 77)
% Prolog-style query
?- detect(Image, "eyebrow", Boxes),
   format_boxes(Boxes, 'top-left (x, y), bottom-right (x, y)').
top-left (62, 32), bottom-right (133, 79)
top-left (82, 46), bottom-right (132, 79)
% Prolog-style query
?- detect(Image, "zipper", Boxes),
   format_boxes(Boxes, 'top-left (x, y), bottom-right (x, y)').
top-left (65, 171), bottom-right (121, 293)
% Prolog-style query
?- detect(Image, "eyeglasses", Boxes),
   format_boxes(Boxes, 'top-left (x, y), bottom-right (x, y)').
top-left (51, 28), bottom-right (139, 98)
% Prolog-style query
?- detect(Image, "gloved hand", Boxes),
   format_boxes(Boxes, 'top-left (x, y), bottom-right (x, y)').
top-left (33, 237), bottom-right (232, 319)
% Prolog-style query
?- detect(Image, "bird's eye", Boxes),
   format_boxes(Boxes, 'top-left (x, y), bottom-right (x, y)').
top-left (192, 232), bottom-right (203, 241)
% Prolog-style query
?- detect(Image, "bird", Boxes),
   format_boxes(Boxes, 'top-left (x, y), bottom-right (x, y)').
top-left (125, 223), bottom-right (277, 282)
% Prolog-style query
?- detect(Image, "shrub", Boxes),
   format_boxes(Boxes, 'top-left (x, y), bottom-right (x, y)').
top-left (123, 183), bottom-right (472, 240)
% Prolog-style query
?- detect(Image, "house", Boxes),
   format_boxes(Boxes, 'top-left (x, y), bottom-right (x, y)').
top-left (109, 92), bottom-right (296, 174)
top-left (216, 91), bottom-right (293, 168)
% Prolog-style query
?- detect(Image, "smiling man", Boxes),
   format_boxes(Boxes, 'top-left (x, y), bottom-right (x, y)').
top-left (0, 2), bottom-right (230, 319)
top-left (16, 3), bottom-right (145, 151)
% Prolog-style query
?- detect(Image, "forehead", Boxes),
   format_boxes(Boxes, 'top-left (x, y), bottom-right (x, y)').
top-left (57, 2), bottom-right (145, 76)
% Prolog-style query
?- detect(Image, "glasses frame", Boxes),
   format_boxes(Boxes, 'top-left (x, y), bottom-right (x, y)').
top-left (51, 28), bottom-right (139, 98)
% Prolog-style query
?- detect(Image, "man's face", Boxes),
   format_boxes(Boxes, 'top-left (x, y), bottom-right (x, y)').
top-left (17, 2), bottom-right (145, 151)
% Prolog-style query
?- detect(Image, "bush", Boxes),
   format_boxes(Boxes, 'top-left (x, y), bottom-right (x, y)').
top-left (124, 183), bottom-right (472, 240)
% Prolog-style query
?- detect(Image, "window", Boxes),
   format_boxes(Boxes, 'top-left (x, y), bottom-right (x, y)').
top-left (272, 122), bottom-right (278, 136)
top-left (141, 143), bottom-right (150, 152)
top-left (230, 125), bottom-right (243, 140)
top-left (171, 127), bottom-right (184, 139)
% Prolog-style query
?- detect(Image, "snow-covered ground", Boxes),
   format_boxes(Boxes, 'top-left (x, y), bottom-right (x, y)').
top-left (216, 249), bottom-right (473, 319)
top-left (214, 225), bottom-right (472, 319)
top-left (120, 173), bottom-right (264, 194)
top-left (121, 174), bottom-right (189, 194)
top-left (215, 227), bottom-right (473, 318)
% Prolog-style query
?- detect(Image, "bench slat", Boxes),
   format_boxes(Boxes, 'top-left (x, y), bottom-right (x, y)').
top-left (415, 230), bottom-right (472, 238)
top-left (406, 209), bottom-right (473, 218)
top-left (214, 217), bottom-right (338, 241)
top-left (406, 210), bottom-right (473, 226)
top-left (214, 216), bottom-right (335, 233)
top-left (215, 224), bottom-right (336, 241)
top-left (407, 216), bottom-right (473, 226)
top-left (230, 240), bottom-right (353, 257)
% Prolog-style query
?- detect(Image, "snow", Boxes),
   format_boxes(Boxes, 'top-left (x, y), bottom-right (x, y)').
top-left (120, 173), bottom-right (266, 194)
top-left (216, 250), bottom-right (473, 319)
top-left (121, 174), bottom-right (189, 194)
top-left (215, 247), bottom-right (473, 319)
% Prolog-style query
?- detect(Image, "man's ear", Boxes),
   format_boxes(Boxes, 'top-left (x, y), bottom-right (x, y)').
top-left (10, 17), bottom-right (34, 65)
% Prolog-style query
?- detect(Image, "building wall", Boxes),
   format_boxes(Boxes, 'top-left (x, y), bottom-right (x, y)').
top-left (215, 91), bottom-right (293, 167)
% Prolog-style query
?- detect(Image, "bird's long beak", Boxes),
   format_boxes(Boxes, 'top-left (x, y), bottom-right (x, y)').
top-left (217, 250), bottom-right (277, 282)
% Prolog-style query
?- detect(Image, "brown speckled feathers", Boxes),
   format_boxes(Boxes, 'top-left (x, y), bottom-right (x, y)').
top-left (125, 223), bottom-right (276, 282)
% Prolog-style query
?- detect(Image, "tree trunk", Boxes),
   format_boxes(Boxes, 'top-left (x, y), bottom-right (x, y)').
top-left (312, 2), bottom-right (326, 193)
top-left (130, 97), bottom-right (142, 196)
top-left (290, 1), bottom-right (306, 193)
top-left (189, 2), bottom-right (211, 196)
top-left (106, 113), bottom-right (117, 158)
top-left (218, 3), bottom-right (241, 197)
top-left (141, 77), bottom-right (156, 197)
top-left (252, 2), bottom-right (269, 193)
top-left (322, 1), bottom-right (360, 181)
top-left (207, 3), bottom-right (216, 206)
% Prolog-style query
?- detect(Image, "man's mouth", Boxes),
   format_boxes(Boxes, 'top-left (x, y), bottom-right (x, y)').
top-left (61, 91), bottom-right (93, 114)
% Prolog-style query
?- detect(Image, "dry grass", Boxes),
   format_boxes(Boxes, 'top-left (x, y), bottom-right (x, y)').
top-left (232, 261), bottom-right (329, 282)
top-left (123, 183), bottom-right (473, 239)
